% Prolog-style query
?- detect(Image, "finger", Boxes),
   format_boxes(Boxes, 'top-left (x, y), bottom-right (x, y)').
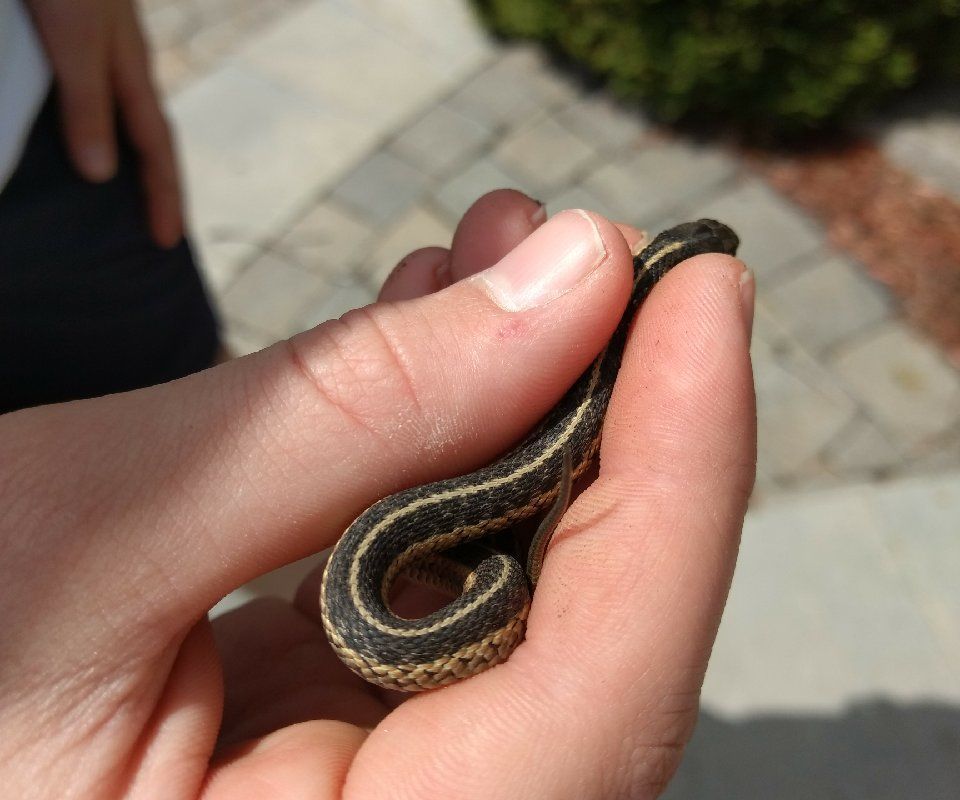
top-left (448, 189), bottom-right (546, 280)
top-left (345, 254), bottom-right (755, 797)
top-left (4, 210), bottom-right (634, 666)
top-left (112, 2), bottom-right (183, 247)
top-left (378, 189), bottom-right (548, 303)
top-left (614, 222), bottom-right (648, 255)
top-left (378, 247), bottom-right (450, 302)
top-left (204, 721), bottom-right (366, 800)
top-left (29, 3), bottom-right (117, 181)
top-left (211, 598), bottom-right (387, 749)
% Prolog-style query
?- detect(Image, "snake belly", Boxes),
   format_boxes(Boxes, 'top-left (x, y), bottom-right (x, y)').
top-left (320, 218), bottom-right (740, 691)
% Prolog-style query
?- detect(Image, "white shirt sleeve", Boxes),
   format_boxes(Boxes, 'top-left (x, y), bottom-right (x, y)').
top-left (0, 0), bottom-right (52, 190)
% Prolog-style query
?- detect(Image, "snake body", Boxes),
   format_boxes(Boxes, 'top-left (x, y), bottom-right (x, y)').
top-left (320, 219), bottom-right (739, 691)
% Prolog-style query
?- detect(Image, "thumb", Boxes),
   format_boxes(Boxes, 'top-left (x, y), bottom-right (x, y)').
top-left (2, 210), bottom-right (634, 660)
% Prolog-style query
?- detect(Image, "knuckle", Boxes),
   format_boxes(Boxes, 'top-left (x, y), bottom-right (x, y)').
top-left (283, 305), bottom-right (431, 444)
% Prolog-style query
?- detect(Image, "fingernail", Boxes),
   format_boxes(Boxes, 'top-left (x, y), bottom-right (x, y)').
top-left (627, 229), bottom-right (649, 257)
top-left (739, 269), bottom-right (755, 343)
top-left (529, 199), bottom-right (547, 226)
top-left (79, 143), bottom-right (116, 182)
top-left (476, 209), bottom-right (606, 311)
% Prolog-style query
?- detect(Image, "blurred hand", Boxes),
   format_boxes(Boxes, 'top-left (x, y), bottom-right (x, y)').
top-left (0, 192), bottom-right (755, 798)
top-left (27, 0), bottom-right (183, 247)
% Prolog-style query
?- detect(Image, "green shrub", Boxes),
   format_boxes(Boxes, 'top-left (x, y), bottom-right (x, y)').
top-left (473, 0), bottom-right (960, 136)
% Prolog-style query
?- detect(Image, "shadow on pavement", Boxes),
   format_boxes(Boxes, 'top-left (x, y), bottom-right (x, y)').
top-left (665, 699), bottom-right (960, 798)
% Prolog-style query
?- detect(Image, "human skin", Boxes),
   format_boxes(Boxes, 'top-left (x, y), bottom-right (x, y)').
top-left (26, 0), bottom-right (182, 247)
top-left (0, 190), bottom-right (756, 799)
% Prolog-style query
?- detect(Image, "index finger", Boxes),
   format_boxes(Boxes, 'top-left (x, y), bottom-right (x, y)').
top-left (346, 254), bottom-right (755, 798)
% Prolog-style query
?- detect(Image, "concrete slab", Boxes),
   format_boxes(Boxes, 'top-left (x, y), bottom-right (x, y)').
top-left (390, 103), bottom-right (492, 179)
top-left (331, 151), bottom-right (431, 225)
top-left (583, 141), bottom-right (736, 226)
top-left (221, 251), bottom-right (327, 338)
top-left (171, 61), bottom-right (367, 281)
top-left (493, 112), bottom-right (599, 197)
top-left (667, 472), bottom-right (960, 798)
top-left (752, 329), bottom-right (857, 479)
top-left (763, 253), bottom-right (892, 354)
top-left (831, 321), bottom-right (960, 451)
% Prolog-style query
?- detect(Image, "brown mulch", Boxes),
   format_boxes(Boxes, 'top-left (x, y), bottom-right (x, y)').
top-left (746, 138), bottom-right (960, 367)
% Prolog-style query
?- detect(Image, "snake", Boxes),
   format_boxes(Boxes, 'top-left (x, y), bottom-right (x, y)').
top-left (320, 218), bottom-right (740, 691)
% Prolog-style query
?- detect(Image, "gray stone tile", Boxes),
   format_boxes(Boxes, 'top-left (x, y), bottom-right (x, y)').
top-left (390, 103), bottom-right (492, 178)
top-left (295, 277), bottom-right (376, 329)
top-left (222, 252), bottom-right (326, 338)
top-left (493, 113), bottom-right (599, 197)
top-left (668, 473), bottom-right (960, 798)
top-left (366, 204), bottom-right (455, 286)
top-left (339, 0), bottom-right (494, 77)
top-left (906, 423), bottom-right (960, 473)
top-left (686, 179), bottom-right (823, 282)
top-left (223, 319), bottom-right (274, 357)
top-left (546, 184), bottom-right (623, 224)
top-left (821, 416), bottom-right (904, 477)
top-left (434, 157), bottom-right (527, 220)
top-left (240, 1), bottom-right (459, 131)
top-left (555, 91), bottom-right (648, 151)
top-left (752, 327), bottom-right (857, 479)
top-left (171, 62), bottom-right (368, 270)
top-left (763, 253), bottom-right (892, 354)
top-left (277, 200), bottom-right (375, 278)
top-left (702, 473), bottom-right (960, 715)
top-left (152, 47), bottom-right (195, 95)
top-left (830, 321), bottom-right (960, 450)
top-left (877, 84), bottom-right (960, 201)
top-left (196, 238), bottom-right (259, 295)
top-left (583, 141), bottom-right (737, 226)
top-left (873, 472), bottom-right (960, 670)
top-left (143, 2), bottom-right (195, 49)
top-left (331, 150), bottom-right (431, 225)
top-left (447, 44), bottom-right (577, 130)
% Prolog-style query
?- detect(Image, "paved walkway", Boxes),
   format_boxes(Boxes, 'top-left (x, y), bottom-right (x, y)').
top-left (140, 0), bottom-right (960, 790)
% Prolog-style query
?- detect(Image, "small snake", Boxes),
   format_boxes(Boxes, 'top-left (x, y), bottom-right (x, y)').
top-left (320, 219), bottom-right (740, 691)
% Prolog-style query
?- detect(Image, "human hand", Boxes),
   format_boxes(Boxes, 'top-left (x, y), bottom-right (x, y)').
top-left (0, 191), bottom-right (755, 798)
top-left (26, 0), bottom-right (182, 247)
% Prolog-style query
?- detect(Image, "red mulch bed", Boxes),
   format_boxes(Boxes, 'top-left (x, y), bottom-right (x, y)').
top-left (747, 139), bottom-right (960, 367)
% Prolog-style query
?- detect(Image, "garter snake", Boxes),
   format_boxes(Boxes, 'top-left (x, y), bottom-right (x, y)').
top-left (320, 218), bottom-right (740, 691)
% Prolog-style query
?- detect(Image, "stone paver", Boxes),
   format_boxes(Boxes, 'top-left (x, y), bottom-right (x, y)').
top-left (763, 253), bottom-right (891, 354)
top-left (222, 252), bottom-right (326, 338)
top-left (390, 104), bottom-right (492, 179)
top-left (876, 83), bottom-right (960, 202)
top-left (331, 151), bottom-right (431, 225)
top-left (171, 61), bottom-right (367, 281)
top-left (276, 200), bottom-right (375, 278)
top-left (295, 275), bottom-right (376, 330)
top-left (242, 2), bottom-right (454, 131)
top-left (555, 92), bottom-right (648, 151)
top-left (666, 472), bottom-right (960, 798)
top-left (820, 416), bottom-right (903, 477)
top-left (751, 329), bottom-right (858, 480)
top-left (831, 321), bottom-right (960, 451)
top-left (493, 113), bottom-right (599, 197)
top-left (447, 44), bottom-right (577, 131)
top-left (583, 141), bottom-right (736, 225)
